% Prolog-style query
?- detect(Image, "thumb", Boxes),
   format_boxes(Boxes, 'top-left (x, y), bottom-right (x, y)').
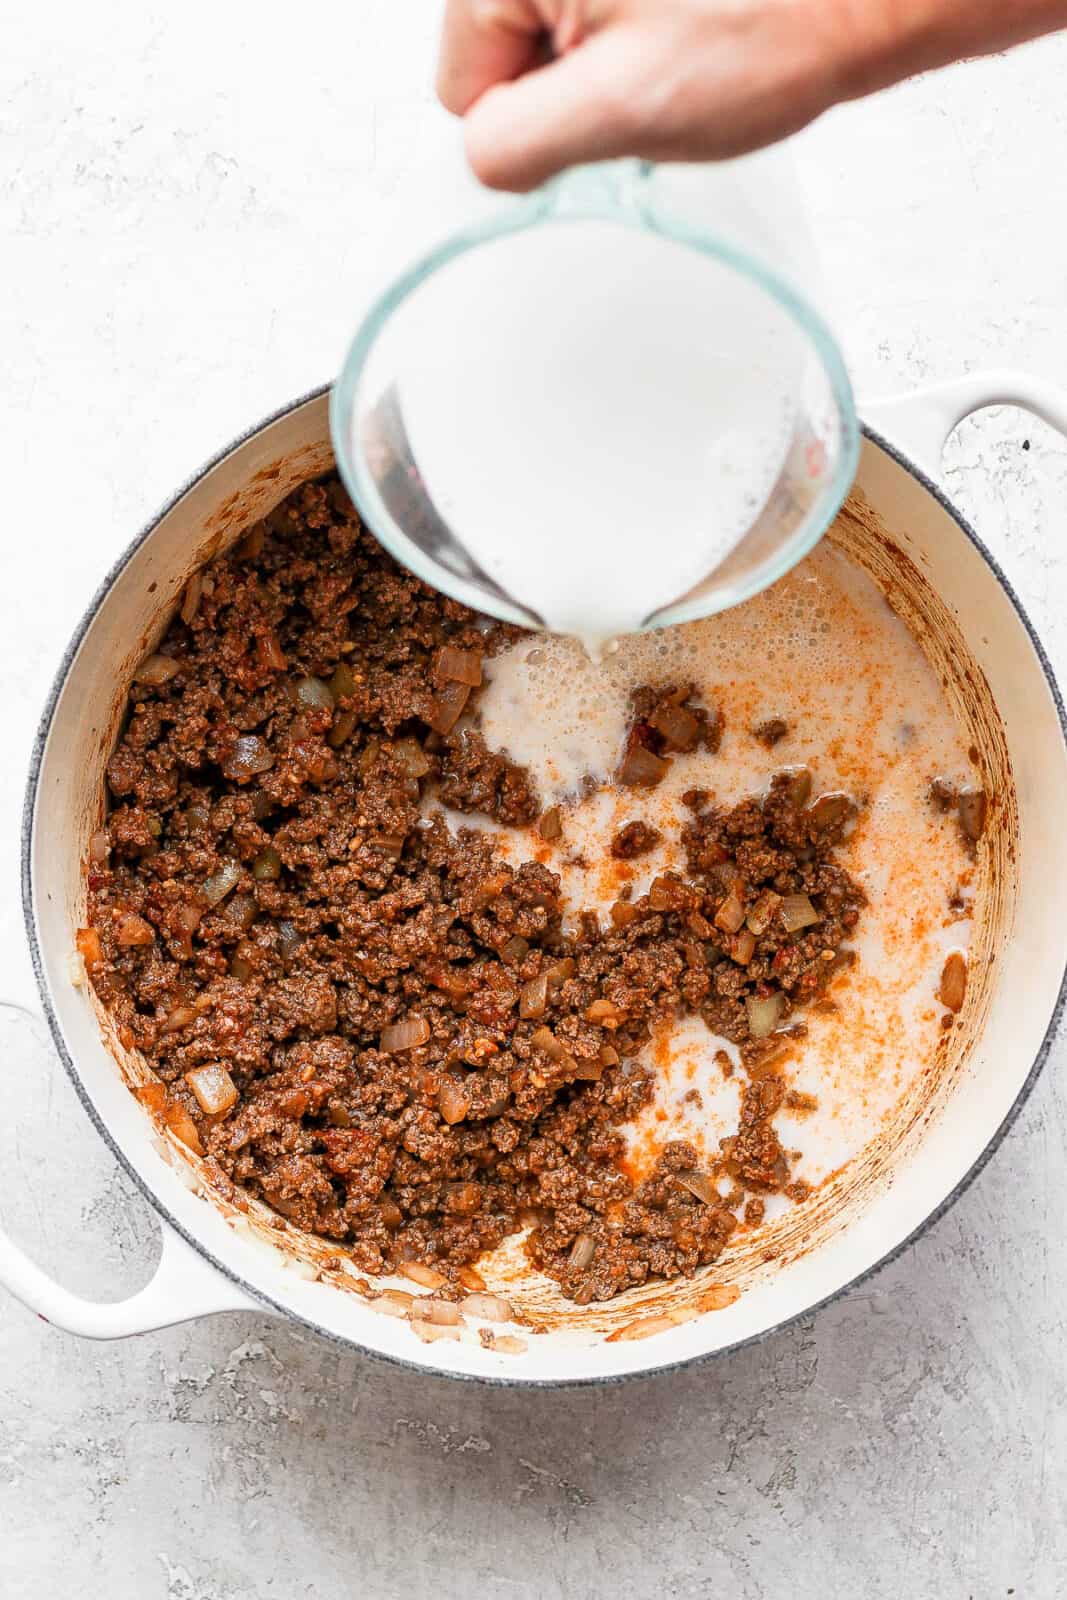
top-left (464, 30), bottom-right (646, 192)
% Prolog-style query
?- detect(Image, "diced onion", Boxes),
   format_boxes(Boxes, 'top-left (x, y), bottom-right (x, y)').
top-left (164, 1099), bottom-right (202, 1155)
top-left (177, 902), bottom-right (203, 935)
top-left (462, 1292), bottom-right (514, 1323)
top-left (538, 807), bottom-right (563, 842)
top-left (221, 735), bottom-right (274, 781)
top-left (376, 1289), bottom-right (415, 1317)
top-left (458, 1266), bottom-right (487, 1293)
top-left (134, 653), bottom-right (181, 687)
top-left (399, 1261), bottom-right (447, 1289)
top-left (161, 1004), bottom-right (197, 1034)
top-left (648, 702), bottom-right (700, 751)
top-left (428, 964), bottom-right (469, 1000)
top-left (746, 991), bottom-right (785, 1039)
top-left (381, 1016), bottom-right (431, 1052)
top-left (116, 913), bottom-right (155, 947)
top-left (277, 919), bottom-right (302, 958)
top-left (437, 1080), bottom-right (469, 1124)
top-left (714, 893), bottom-right (746, 934)
top-left (185, 1063), bottom-right (239, 1115)
top-left (88, 831), bottom-right (111, 864)
top-left (780, 893), bottom-right (820, 933)
top-left (328, 711), bottom-right (358, 749)
top-left (618, 744), bottom-right (670, 787)
top-left (435, 645), bottom-right (483, 687)
top-left (257, 630), bottom-right (287, 672)
top-left (648, 876), bottom-right (679, 912)
top-left (411, 1319), bottom-right (461, 1344)
top-left (958, 788), bottom-right (988, 842)
top-left (253, 846), bottom-right (282, 881)
top-left (135, 1081), bottom-right (167, 1114)
top-left (530, 1025), bottom-right (565, 1062)
top-left (676, 1170), bottom-right (718, 1206)
top-left (180, 573), bottom-right (203, 625)
top-left (329, 662), bottom-right (358, 701)
top-left (569, 1234), bottom-right (596, 1270)
top-left (519, 972), bottom-right (549, 1020)
top-left (807, 791), bottom-right (852, 832)
top-left (585, 999), bottom-right (623, 1026)
top-left (779, 766), bottom-right (813, 807)
top-left (235, 525), bottom-right (265, 560)
top-left (429, 680), bottom-right (470, 735)
top-left (730, 930), bottom-right (756, 966)
top-left (939, 951), bottom-right (968, 1013)
top-left (422, 1298), bottom-right (464, 1326)
top-left (392, 738), bottom-right (431, 778)
top-left (369, 831), bottom-right (406, 862)
top-left (929, 776), bottom-right (957, 813)
top-left (202, 859), bottom-right (242, 906)
top-left (611, 900), bottom-right (638, 928)
top-left (293, 675), bottom-right (336, 711)
top-left (76, 927), bottom-right (102, 966)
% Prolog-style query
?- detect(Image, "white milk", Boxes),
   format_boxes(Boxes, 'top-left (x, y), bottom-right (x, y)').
top-left (439, 540), bottom-right (977, 1200)
top-left (371, 220), bottom-right (801, 650)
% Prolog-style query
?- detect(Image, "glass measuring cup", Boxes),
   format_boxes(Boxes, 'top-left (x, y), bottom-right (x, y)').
top-left (331, 126), bottom-right (859, 634)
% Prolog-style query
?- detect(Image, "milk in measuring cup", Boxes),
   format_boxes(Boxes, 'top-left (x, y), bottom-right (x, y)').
top-left (375, 220), bottom-right (803, 653)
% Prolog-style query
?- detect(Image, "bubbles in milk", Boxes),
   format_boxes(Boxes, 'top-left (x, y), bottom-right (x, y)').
top-left (367, 219), bottom-right (802, 648)
top-left (482, 543), bottom-right (869, 805)
top-left (472, 539), bottom-right (980, 1193)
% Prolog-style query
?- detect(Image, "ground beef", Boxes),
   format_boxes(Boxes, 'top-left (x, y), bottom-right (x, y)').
top-left (83, 474), bottom-right (866, 1303)
top-left (611, 820), bottom-right (662, 860)
top-left (753, 717), bottom-right (789, 748)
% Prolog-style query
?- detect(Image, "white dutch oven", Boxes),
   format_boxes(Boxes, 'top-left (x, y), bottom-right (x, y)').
top-left (3, 372), bottom-right (1066, 1386)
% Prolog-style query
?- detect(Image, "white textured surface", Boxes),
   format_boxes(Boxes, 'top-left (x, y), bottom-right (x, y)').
top-left (3, 5), bottom-right (1067, 1596)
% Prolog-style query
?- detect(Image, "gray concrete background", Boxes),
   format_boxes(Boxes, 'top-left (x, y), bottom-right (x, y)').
top-left (3, 3), bottom-right (1067, 1595)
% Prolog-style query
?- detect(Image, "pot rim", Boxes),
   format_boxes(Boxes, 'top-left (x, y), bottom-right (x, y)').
top-left (20, 384), bottom-right (1067, 1388)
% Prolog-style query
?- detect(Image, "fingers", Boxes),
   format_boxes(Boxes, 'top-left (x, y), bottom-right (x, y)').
top-left (463, 28), bottom-right (646, 190)
top-left (436, 0), bottom-right (547, 115)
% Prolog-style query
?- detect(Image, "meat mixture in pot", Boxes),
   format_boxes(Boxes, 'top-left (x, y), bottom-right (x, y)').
top-left (82, 476), bottom-right (865, 1303)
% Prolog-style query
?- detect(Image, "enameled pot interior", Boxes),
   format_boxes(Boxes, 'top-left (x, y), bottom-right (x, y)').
top-left (26, 391), bottom-right (1067, 1381)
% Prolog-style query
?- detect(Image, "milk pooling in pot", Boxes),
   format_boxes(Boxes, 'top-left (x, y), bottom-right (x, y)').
top-left (359, 219), bottom-right (804, 651)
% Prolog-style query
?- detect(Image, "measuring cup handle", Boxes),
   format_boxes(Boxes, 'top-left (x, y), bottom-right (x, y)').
top-left (863, 370), bottom-right (1067, 478)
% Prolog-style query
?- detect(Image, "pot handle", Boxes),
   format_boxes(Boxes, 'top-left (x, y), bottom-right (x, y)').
top-left (0, 1000), bottom-right (260, 1338)
top-left (0, 1214), bottom-right (260, 1339)
top-left (862, 369), bottom-right (1067, 477)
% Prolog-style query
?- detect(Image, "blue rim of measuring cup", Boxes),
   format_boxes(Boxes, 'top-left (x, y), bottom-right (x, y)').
top-left (330, 169), bottom-right (861, 631)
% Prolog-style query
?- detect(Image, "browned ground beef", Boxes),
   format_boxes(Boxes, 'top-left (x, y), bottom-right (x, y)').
top-left (753, 717), bottom-right (789, 748)
top-left (83, 475), bottom-right (865, 1303)
top-left (611, 820), bottom-right (662, 860)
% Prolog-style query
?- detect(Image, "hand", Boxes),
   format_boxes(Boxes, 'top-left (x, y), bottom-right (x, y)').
top-left (437, 0), bottom-right (1067, 191)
